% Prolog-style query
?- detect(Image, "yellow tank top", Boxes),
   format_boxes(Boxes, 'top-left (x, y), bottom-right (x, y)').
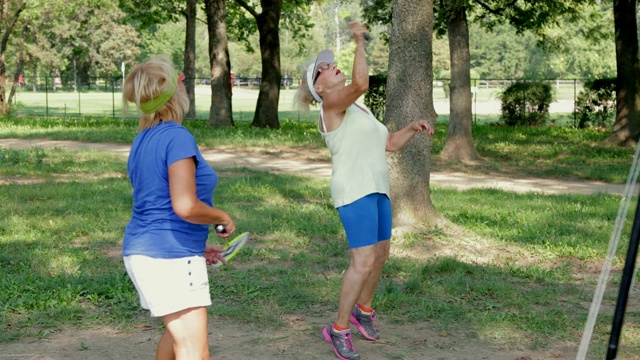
top-left (320, 104), bottom-right (390, 208)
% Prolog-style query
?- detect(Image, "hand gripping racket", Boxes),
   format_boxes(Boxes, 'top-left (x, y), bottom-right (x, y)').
top-left (211, 226), bottom-right (250, 268)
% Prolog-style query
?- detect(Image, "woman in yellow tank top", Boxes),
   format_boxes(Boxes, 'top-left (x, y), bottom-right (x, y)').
top-left (295, 21), bottom-right (434, 360)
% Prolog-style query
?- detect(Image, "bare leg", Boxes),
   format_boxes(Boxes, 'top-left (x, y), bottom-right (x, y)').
top-left (155, 330), bottom-right (175, 360)
top-left (356, 240), bottom-right (390, 308)
top-left (161, 306), bottom-right (210, 360)
top-left (335, 244), bottom-right (378, 328)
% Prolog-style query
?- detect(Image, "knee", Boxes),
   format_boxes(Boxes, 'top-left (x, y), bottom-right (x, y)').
top-left (350, 258), bottom-right (377, 277)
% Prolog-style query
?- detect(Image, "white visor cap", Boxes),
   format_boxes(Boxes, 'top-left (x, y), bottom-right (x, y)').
top-left (306, 50), bottom-right (335, 103)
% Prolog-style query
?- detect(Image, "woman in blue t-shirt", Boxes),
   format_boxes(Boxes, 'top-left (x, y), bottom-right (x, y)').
top-left (122, 55), bottom-right (236, 359)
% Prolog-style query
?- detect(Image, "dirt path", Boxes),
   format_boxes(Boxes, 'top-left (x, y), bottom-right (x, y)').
top-left (0, 138), bottom-right (615, 359)
top-left (0, 138), bottom-right (631, 196)
top-left (1, 316), bottom-right (578, 360)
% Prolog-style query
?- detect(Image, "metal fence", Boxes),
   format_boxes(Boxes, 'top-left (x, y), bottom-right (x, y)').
top-left (6, 76), bottom-right (587, 121)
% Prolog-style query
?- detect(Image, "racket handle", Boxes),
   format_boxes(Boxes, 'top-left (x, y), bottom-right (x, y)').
top-left (363, 33), bottom-right (372, 41)
top-left (215, 224), bottom-right (226, 233)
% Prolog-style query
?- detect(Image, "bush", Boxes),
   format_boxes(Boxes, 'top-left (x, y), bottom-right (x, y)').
top-left (364, 74), bottom-right (387, 121)
top-left (574, 78), bottom-right (616, 130)
top-left (498, 81), bottom-right (555, 126)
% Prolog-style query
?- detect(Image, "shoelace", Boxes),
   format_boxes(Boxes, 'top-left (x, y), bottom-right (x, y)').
top-left (338, 332), bottom-right (356, 352)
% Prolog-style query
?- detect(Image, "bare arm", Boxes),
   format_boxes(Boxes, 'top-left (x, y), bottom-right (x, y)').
top-left (386, 120), bottom-right (435, 152)
top-left (168, 158), bottom-right (236, 236)
top-left (321, 22), bottom-right (370, 130)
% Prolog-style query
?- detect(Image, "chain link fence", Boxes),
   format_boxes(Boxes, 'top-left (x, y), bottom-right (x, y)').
top-left (7, 76), bottom-right (586, 121)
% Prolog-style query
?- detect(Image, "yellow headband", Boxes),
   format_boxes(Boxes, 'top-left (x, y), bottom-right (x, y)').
top-left (139, 72), bottom-right (179, 114)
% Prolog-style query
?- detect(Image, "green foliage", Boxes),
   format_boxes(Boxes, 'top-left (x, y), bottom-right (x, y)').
top-left (226, 0), bottom-right (314, 54)
top-left (118, 0), bottom-right (184, 30)
top-left (0, 148), bottom-right (46, 166)
top-left (498, 81), bottom-right (555, 126)
top-left (360, 0), bottom-right (392, 43)
top-left (363, 74), bottom-right (387, 121)
top-left (574, 78), bottom-right (616, 130)
top-left (361, 1), bottom-right (615, 80)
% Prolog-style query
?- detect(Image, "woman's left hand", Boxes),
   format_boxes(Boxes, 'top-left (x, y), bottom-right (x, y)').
top-left (411, 120), bottom-right (434, 137)
top-left (204, 243), bottom-right (226, 266)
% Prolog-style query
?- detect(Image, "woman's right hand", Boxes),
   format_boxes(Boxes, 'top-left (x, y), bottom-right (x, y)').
top-left (215, 214), bottom-right (236, 238)
top-left (348, 21), bottom-right (369, 43)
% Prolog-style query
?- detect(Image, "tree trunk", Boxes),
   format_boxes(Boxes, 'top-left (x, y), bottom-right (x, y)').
top-left (205, 0), bottom-right (234, 127)
top-left (440, 3), bottom-right (480, 162)
top-left (602, 0), bottom-right (640, 147)
top-left (6, 17), bottom-right (27, 113)
top-left (250, 0), bottom-right (282, 129)
top-left (183, 0), bottom-right (197, 119)
top-left (386, 0), bottom-right (444, 229)
top-left (0, 0), bottom-right (26, 115)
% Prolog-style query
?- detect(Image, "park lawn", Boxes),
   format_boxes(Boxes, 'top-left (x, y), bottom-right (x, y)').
top-left (0, 116), bottom-right (635, 183)
top-left (0, 145), bottom-right (638, 359)
top-left (11, 87), bottom-right (309, 120)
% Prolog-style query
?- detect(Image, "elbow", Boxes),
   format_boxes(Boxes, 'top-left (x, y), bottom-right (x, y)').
top-left (352, 81), bottom-right (369, 93)
top-left (172, 198), bottom-right (199, 220)
top-left (351, 75), bottom-right (369, 93)
top-left (386, 140), bottom-right (398, 152)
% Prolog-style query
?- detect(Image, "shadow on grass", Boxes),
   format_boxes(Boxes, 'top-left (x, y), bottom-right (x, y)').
top-left (1, 168), bottom-right (636, 353)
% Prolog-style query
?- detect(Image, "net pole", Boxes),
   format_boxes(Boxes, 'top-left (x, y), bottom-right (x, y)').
top-left (606, 199), bottom-right (640, 359)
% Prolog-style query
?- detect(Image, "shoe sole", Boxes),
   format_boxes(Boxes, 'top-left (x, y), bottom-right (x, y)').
top-left (322, 327), bottom-right (353, 360)
top-left (349, 314), bottom-right (379, 341)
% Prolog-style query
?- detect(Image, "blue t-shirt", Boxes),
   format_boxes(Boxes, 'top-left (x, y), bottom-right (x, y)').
top-left (122, 121), bottom-right (218, 258)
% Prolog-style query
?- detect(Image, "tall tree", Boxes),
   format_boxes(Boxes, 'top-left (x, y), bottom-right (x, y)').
top-left (364, 0), bottom-right (589, 163)
top-left (228, 0), bottom-right (313, 129)
top-left (0, 0), bottom-right (26, 115)
top-left (439, 0), bottom-right (479, 162)
top-left (602, 0), bottom-right (640, 146)
top-left (119, 0), bottom-right (198, 119)
top-left (386, 0), bottom-right (443, 227)
top-left (204, 0), bottom-right (233, 127)
top-left (184, 0), bottom-right (197, 119)
top-left (232, 0), bottom-right (283, 128)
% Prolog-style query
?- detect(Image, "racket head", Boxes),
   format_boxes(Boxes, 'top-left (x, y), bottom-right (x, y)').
top-left (211, 232), bottom-right (250, 268)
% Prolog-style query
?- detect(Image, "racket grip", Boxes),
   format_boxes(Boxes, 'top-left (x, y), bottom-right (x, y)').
top-left (215, 224), bottom-right (226, 233)
top-left (363, 33), bottom-right (372, 41)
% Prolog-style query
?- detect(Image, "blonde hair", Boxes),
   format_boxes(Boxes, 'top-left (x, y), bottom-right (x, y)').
top-left (294, 60), bottom-right (320, 113)
top-left (123, 55), bottom-right (189, 130)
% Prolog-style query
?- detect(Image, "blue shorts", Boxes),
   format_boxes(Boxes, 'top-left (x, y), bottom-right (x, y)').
top-left (337, 193), bottom-right (392, 249)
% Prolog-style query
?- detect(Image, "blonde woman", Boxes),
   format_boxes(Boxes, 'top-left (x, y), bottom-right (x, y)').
top-left (296, 23), bottom-right (434, 360)
top-left (122, 55), bottom-right (236, 360)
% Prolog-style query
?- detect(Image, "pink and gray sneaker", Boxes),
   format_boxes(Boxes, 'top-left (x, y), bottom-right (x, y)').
top-left (322, 326), bottom-right (360, 360)
top-left (349, 305), bottom-right (380, 341)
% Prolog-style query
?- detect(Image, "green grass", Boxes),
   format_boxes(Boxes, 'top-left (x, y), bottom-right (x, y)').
top-left (11, 87), bottom-right (317, 120)
top-left (433, 188), bottom-right (629, 259)
top-left (1, 116), bottom-right (635, 183)
top-left (0, 145), bottom-right (638, 359)
top-left (0, 116), bottom-right (326, 149)
top-left (11, 82), bottom-right (584, 119)
top-left (430, 121), bottom-right (634, 183)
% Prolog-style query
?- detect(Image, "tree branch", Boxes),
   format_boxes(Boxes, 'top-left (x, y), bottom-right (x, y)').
top-left (234, 0), bottom-right (259, 19)
top-left (1, 1), bottom-right (26, 55)
top-left (473, 0), bottom-right (517, 16)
